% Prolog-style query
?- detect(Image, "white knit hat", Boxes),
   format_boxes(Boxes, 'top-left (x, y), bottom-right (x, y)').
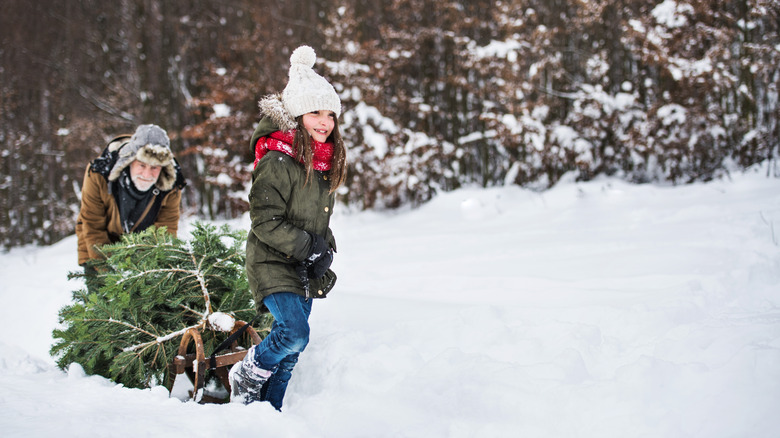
top-left (281, 46), bottom-right (341, 118)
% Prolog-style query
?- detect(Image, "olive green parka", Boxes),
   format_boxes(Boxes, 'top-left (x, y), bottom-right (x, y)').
top-left (246, 94), bottom-right (337, 312)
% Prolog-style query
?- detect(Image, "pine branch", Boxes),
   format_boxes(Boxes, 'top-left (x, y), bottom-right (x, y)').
top-left (83, 318), bottom-right (157, 339)
top-left (52, 223), bottom-right (268, 389)
top-left (122, 322), bottom-right (204, 353)
top-left (193, 252), bottom-right (213, 315)
top-left (179, 303), bottom-right (205, 318)
top-left (116, 267), bottom-right (200, 285)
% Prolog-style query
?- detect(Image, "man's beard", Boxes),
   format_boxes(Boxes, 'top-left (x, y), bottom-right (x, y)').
top-left (132, 175), bottom-right (156, 192)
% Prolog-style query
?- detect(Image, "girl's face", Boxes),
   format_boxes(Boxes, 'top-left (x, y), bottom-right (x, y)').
top-left (302, 110), bottom-right (335, 143)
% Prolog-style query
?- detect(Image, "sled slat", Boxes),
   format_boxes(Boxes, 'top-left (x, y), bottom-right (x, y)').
top-left (172, 350), bottom-right (249, 372)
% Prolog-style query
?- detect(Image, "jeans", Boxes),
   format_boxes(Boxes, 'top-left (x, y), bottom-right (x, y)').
top-left (252, 292), bottom-right (312, 410)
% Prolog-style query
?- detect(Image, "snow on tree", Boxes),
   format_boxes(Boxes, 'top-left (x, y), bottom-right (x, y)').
top-left (3, 0), bottom-right (778, 249)
top-left (50, 223), bottom-right (271, 390)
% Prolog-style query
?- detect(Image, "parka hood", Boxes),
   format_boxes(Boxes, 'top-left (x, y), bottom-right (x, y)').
top-left (259, 93), bottom-right (298, 132)
top-left (250, 94), bottom-right (299, 152)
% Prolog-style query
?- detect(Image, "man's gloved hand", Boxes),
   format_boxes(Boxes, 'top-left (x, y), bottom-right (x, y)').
top-left (305, 232), bottom-right (333, 279)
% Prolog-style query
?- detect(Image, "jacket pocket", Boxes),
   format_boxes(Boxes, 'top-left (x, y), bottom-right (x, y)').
top-left (310, 269), bottom-right (337, 298)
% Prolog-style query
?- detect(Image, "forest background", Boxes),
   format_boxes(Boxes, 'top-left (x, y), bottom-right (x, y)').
top-left (1, 0), bottom-right (778, 249)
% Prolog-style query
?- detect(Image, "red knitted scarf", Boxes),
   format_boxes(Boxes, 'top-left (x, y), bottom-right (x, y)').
top-left (254, 130), bottom-right (334, 171)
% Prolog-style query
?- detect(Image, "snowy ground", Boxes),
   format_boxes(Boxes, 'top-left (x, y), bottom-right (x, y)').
top-left (1, 165), bottom-right (779, 437)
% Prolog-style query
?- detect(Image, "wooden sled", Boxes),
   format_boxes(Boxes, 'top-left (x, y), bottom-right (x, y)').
top-left (167, 320), bottom-right (262, 403)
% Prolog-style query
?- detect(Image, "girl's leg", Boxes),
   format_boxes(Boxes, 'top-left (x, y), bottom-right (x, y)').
top-left (261, 352), bottom-right (300, 410)
top-left (253, 292), bottom-right (312, 368)
top-left (250, 292), bottom-right (312, 408)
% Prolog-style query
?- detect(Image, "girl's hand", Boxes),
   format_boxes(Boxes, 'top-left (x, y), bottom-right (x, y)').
top-left (305, 232), bottom-right (333, 278)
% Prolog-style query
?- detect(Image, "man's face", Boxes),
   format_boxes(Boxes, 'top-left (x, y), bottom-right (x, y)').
top-left (129, 160), bottom-right (162, 192)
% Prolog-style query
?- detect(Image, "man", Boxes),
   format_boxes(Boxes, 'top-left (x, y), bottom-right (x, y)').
top-left (76, 124), bottom-right (186, 272)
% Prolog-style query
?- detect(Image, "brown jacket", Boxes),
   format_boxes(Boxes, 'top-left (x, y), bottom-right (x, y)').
top-left (76, 137), bottom-right (184, 264)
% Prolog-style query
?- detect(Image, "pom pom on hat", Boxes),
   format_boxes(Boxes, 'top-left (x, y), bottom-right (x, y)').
top-left (290, 45), bottom-right (316, 68)
top-left (282, 45), bottom-right (341, 119)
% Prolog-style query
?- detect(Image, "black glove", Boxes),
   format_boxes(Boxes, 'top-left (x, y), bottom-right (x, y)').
top-left (305, 232), bottom-right (333, 279)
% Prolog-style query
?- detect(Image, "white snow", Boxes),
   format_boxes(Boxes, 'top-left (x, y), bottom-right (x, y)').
top-left (472, 39), bottom-right (526, 62)
top-left (211, 103), bottom-right (231, 119)
top-left (658, 103), bottom-right (687, 126)
top-left (363, 124), bottom-right (388, 158)
top-left (652, 0), bottom-right (694, 28)
top-left (668, 56), bottom-right (714, 81)
top-left (1, 164), bottom-right (780, 437)
top-left (207, 312), bottom-right (236, 332)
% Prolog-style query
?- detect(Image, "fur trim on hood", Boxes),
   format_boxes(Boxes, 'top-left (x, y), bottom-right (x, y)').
top-left (258, 94), bottom-right (298, 132)
top-left (107, 124), bottom-right (177, 191)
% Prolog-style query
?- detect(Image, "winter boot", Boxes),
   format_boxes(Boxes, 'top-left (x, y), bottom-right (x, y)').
top-left (229, 346), bottom-right (273, 404)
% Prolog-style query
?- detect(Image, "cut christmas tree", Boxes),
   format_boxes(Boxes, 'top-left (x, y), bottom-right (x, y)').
top-left (51, 223), bottom-right (272, 399)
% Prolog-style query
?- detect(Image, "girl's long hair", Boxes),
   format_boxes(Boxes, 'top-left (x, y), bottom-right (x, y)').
top-left (293, 116), bottom-right (347, 193)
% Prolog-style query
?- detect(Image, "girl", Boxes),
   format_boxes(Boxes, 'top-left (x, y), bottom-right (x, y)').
top-left (229, 45), bottom-right (347, 410)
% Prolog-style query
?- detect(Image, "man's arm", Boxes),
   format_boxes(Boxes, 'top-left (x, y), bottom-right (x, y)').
top-left (78, 168), bottom-right (113, 260)
top-left (154, 188), bottom-right (182, 237)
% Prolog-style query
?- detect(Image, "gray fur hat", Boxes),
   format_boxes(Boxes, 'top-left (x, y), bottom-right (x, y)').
top-left (281, 45), bottom-right (341, 119)
top-left (108, 124), bottom-right (176, 191)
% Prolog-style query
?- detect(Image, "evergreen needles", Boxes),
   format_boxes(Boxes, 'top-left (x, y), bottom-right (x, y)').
top-left (50, 223), bottom-right (270, 389)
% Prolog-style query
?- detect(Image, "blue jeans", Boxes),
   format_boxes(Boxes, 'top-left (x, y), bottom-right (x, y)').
top-left (251, 292), bottom-right (312, 410)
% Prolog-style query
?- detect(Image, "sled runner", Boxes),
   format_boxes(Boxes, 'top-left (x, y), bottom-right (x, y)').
top-left (167, 319), bottom-right (262, 403)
